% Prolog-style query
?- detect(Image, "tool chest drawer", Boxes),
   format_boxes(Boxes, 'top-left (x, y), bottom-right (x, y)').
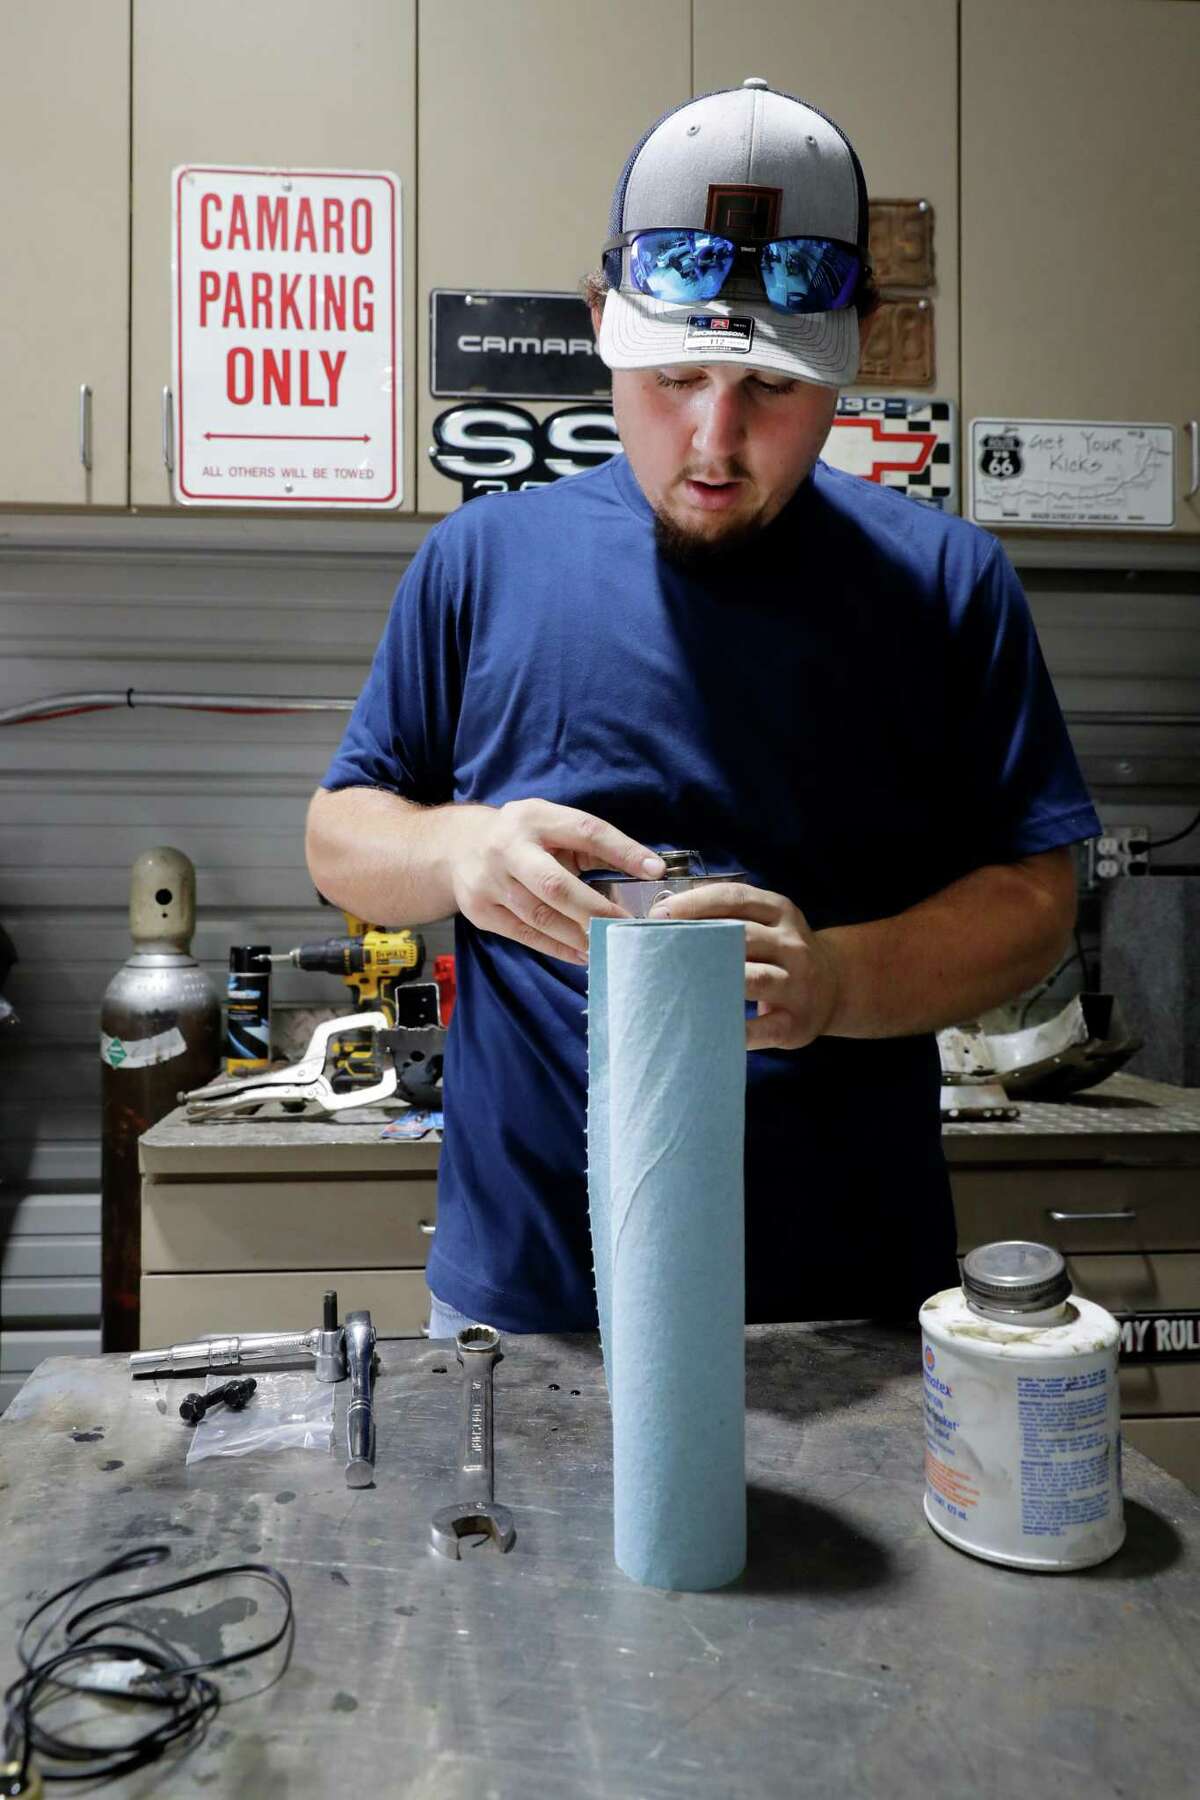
top-left (138, 1108), bottom-right (442, 1348)
top-left (142, 1175), bottom-right (437, 1272)
top-left (140, 1270), bottom-right (430, 1342)
top-left (1067, 1253), bottom-right (1200, 1420)
top-left (950, 1167), bottom-right (1198, 1255)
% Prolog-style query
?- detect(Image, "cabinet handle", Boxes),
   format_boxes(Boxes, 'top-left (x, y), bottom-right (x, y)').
top-left (79, 384), bottom-right (93, 470)
top-left (1047, 1208), bottom-right (1136, 1222)
top-left (418, 1219), bottom-right (436, 1235)
top-left (1187, 420), bottom-right (1199, 500)
top-left (162, 386), bottom-right (175, 472)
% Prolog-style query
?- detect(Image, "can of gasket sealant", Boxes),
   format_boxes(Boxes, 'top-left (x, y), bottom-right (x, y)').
top-left (225, 945), bottom-right (271, 1074)
top-left (919, 1241), bottom-right (1124, 1571)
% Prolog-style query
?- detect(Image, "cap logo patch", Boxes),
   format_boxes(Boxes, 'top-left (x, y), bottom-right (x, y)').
top-left (705, 184), bottom-right (782, 238)
top-left (684, 313), bottom-right (755, 354)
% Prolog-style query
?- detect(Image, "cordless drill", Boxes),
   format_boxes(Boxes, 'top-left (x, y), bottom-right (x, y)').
top-left (268, 917), bottom-right (425, 1089)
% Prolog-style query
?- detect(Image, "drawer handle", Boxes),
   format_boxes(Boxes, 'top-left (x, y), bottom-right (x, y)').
top-left (162, 386), bottom-right (175, 472)
top-left (1047, 1208), bottom-right (1137, 1222)
top-left (418, 1220), bottom-right (436, 1235)
top-left (79, 383), bottom-right (93, 470)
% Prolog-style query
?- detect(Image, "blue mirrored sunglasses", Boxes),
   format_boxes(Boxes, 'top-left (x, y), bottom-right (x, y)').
top-left (603, 228), bottom-right (864, 315)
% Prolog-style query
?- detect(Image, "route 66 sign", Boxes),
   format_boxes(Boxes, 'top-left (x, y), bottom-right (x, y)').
top-left (979, 431), bottom-right (1023, 480)
top-left (971, 418), bottom-right (1174, 528)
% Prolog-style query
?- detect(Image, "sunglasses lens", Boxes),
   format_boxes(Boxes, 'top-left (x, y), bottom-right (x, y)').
top-left (628, 230), bottom-right (735, 303)
top-left (760, 239), bottom-right (861, 313)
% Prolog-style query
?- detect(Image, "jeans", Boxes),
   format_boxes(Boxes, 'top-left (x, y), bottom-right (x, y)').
top-left (426, 1289), bottom-right (488, 1339)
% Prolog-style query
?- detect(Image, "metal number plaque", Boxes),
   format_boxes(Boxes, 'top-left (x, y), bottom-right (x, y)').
top-left (869, 200), bottom-right (935, 289)
top-left (858, 299), bottom-right (935, 388)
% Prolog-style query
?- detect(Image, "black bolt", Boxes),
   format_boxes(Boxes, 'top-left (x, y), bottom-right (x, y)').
top-left (179, 1377), bottom-right (258, 1424)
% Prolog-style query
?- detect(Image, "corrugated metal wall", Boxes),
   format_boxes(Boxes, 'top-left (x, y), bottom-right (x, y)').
top-left (1, 511), bottom-right (1197, 1404)
top-left (0, 512), bottom-right (444, 1404)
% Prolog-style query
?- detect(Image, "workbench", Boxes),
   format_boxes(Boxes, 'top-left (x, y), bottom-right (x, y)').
top-left (1, 1326), bottom-right (1196, 1798)
top-left (138, 1074), bottom-right (1200, 1486)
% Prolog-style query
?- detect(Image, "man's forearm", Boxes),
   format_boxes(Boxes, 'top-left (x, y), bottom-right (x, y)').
top-left (817, 853), bottom-right (1076, 1040)
top-left (305, 785), bottom-right (489, 925)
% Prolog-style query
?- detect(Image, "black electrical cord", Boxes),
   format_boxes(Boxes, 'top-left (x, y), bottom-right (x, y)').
top-left (2, 1545), bottom-right (293, 1791)
top-left (1018, 932), bottom-right (1090, 1028)
top-left (1144, 807), bottom-right (1200, 852)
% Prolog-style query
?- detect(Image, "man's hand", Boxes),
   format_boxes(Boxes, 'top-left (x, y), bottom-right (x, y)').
top-left (650, 882), bottom-right (841, 1050)
top-left (650, 850), bottom-right (1078, 1045)
top-left (450, 799), bottom-right (666, 964)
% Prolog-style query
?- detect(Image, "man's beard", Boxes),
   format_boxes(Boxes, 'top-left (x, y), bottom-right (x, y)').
top-left (652, 499), bottom-right (768, 574)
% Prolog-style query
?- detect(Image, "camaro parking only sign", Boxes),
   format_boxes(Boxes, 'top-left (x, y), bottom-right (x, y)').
top-left (172, 166), bottom-right (402, 507)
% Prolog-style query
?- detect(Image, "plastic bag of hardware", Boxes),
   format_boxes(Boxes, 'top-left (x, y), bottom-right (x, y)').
top-left (185, 1369), bottom-right (334, 1464)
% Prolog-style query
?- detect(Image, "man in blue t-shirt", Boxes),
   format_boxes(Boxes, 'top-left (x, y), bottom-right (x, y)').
top-left (309, 81), bottom-right (1098, 1335)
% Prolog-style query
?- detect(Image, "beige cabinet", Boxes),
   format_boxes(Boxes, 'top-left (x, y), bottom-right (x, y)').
top-left (0, 0), bottom-right (130, 505)
top-left (696, 0), bottom-right (960, 406)
top-left (962, 0), bottom-right (1200, 535)
top-left (416, 0), bottom-right (691, 514)
top-left (139, 1110), bottom-right (440, 1342)
top-left (130, 0), bottom-right (416, 510)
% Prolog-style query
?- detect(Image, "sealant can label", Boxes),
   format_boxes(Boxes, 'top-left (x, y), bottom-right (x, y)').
top-left (919, 1287), bottom-right (1124, 1571)
top-left (226, 946), bottom-right (271, 1073)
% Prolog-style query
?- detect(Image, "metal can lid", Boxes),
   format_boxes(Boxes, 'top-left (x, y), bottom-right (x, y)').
top-left (961, 1241), bottom-right (1071, 1313)
top-left (586, 850), bottom-right (700, 884)
top-left (229, 945), bottom-right (272, 972)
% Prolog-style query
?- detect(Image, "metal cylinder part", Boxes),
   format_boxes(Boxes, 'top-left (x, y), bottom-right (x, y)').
top-left (586, 849), bottom-right (745, 919)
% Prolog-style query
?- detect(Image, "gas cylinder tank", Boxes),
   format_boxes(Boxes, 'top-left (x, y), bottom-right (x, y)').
top-left (100, 848), bottom-right (221, 1351)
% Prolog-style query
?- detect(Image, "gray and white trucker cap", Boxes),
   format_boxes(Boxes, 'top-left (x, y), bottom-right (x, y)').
top-left (598, 78), bottom-right (869, 387)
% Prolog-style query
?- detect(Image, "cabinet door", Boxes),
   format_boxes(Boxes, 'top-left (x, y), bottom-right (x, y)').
top-left (695, 0), bottom-right (959, 405)
top-left (131, 0), bottom-right (416, 509)
top-left (962, 0), bottom-right (1200, 535)
top-left (0, 1), bottom-right (129, 505)
top-left (416, 0), bottom-right (691, 514)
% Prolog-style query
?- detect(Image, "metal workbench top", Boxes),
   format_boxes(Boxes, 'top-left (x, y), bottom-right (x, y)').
top-left (139, 1072), bottom-right (1200, 1176)
top-left (2, 1325), bottom-right (1196, 1798)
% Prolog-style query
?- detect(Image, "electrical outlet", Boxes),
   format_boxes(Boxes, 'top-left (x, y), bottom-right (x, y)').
top-left (1088, 825), bottom-right (1150, 882)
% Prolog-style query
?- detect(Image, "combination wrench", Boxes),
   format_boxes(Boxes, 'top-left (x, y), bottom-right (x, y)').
top-left (431, 1325), bottom-right (516, 1557)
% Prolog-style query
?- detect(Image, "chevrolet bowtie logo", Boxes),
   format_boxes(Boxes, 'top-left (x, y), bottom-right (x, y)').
top-left (830, 416), bottom-right (937, 481)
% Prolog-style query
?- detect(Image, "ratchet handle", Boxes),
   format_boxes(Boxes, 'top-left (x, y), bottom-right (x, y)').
top-left (344, 1310), bottom-right (377, 1486)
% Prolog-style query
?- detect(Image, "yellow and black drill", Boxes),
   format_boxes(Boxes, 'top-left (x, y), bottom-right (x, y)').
top-left (268, 916), bottom-right (426, 1090)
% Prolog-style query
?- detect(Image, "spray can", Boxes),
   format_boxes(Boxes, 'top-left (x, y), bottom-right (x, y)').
top-left (100, 849), bottom-right (222, 1352)
top-left (919, 1241), bottom-right (1124, 1571)
top-left (225, 946), bottom-right (271, 1074)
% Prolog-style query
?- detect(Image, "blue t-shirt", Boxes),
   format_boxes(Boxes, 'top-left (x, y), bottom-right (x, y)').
top-left (323, 453), bottom-right (1099, 1329)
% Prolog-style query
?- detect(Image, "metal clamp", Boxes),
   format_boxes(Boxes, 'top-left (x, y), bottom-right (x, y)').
top-left (180, 1011), bottom-right (395, 1119)
top-left (1186, 420), bottom-right (1199, 501)
top-left (1047, 1208), bottom-right (1136, 1222)
top-left (162, 386), bottom-right (175, 473)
